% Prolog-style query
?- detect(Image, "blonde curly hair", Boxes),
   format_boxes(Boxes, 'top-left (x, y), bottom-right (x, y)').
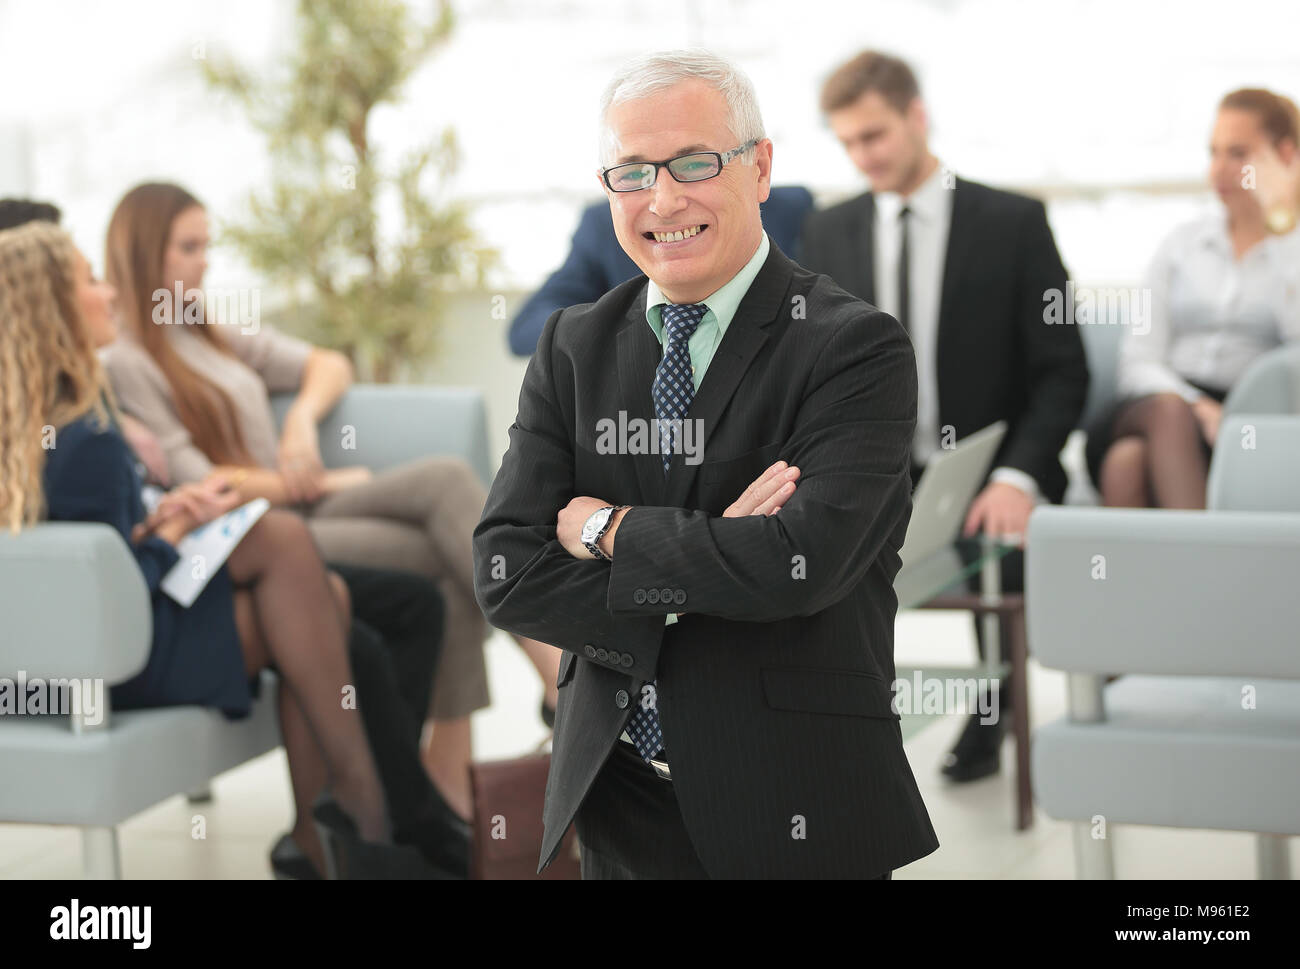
top-left (0, 221), bottom-right (111, 532)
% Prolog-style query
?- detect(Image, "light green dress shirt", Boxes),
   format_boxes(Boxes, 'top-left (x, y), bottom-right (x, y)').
top-left (642, 232), bottom-right (771, 624)
top-left (645, 232), bottom-right (771, 393)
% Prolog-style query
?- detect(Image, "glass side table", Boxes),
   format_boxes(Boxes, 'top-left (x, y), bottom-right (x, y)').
top-left (893, 535), bottom-right (1032, 831)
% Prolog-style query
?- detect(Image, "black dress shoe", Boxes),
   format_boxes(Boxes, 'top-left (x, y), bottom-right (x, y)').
top-left (269, 832), bottom-right (322, 880)
top-left (939, 712), bottom-right (1005, 783)
top-left (394, 784), bottom-right (471, 879)
top-left (312, 793), bottom-right (460, 880)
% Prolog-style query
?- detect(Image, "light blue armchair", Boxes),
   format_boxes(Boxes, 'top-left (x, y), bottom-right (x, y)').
top-left (0, 385), bottom-right (492, 878)
top-left (1027, 415), bottom-right (1300, 878)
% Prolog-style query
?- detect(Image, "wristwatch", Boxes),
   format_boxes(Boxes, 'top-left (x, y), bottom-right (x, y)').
top-left (581, 505), bottom-right (628, 561)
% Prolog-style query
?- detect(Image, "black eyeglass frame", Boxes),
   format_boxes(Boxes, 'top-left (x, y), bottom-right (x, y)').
top-left (599, 138), bottom-right (761, 192)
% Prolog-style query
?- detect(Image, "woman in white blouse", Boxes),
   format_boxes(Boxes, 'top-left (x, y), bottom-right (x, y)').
top-left (1087, 88), bottom-right (1300, 508)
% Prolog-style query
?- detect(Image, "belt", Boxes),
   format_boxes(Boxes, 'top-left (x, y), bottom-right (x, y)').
top-left (619, 729), bottom-right (672, 780)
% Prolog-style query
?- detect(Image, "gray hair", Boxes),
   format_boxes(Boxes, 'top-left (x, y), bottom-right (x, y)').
top-left (598, 49), bottom-right (766, 168)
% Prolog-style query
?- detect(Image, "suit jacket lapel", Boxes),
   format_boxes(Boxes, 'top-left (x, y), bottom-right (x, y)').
top-left (662, 242), bottom-right (792, 508)
top-left (615, 288), bottom-right (668, 506)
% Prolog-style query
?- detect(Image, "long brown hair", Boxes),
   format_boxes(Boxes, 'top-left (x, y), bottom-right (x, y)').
top-left (105, 182), bottom-right (253, 465)
top-left (0, 222), bottom-right (112, 531)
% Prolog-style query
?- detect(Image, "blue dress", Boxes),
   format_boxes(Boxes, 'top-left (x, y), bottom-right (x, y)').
top-left (41, 413), bottom-right (256, 719)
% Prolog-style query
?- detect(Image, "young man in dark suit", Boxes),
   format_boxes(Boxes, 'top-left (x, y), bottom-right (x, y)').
top-left (474, 50), bottom-right (937, 878)
top-left (799, 51), bottom-right (1089, 782)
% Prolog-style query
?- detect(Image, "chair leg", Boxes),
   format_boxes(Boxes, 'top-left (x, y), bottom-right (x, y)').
top-left (1072, 821), bottom-right (1115, 879)
top-left (81, 826), bottom-right (121, 879)
top-left (1008, 605), bottom-right (1032, 831)
top-left (1256, 834), bottom-right (1291, 880)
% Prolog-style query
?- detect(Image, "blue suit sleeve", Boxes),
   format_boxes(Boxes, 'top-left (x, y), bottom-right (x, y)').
top-left (508, 207), bottom-right (622, 357)
top-left (45, 426), bottom-right (181, 594)
top-left (762, 186), bottom-right (816, 261)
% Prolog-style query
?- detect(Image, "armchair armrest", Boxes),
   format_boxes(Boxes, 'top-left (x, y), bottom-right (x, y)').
top-left (0, 523), bottom-right (151, 683)
top-left (1026, 506), bottom-right (1300, 679)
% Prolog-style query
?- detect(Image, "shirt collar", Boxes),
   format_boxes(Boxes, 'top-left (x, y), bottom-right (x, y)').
top-left (875, 160), bottom-right (950, 223)
top-left (645, 232), bottom-right (770, 342)
top-left (1197, 211), bottom-right (1289, 263)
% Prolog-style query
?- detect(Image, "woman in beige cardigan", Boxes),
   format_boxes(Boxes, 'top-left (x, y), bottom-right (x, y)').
top-left (101, 182), bottom-right (560, 821)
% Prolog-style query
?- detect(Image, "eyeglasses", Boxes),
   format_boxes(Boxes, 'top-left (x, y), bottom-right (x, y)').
top-left (600, 138), bottom-right (760, 193)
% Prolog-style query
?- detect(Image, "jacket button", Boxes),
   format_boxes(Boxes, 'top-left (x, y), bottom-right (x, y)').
top-left (647, 588), bottom-right (660, 604)
top-left (673, 589), bottom-right (687, 605)
top-left (620, 654), bottom-right (634, 668)
top-left (608, 649), bottom-right (622, 665)
top-left (633, 588), bottom-right (647, 605)
top-left (584, 644), bottom-right (597, 658)
top-left (615, 690), bottom-right (630, 709)
top-left (596, 648), bottom-right (609, 662)
top-left (660, 588), bottom-right (673, 603)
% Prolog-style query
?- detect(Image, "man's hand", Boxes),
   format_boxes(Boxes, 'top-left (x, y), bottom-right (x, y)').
top-left (557, 496), bottom-right (614, 560)
top-left (1191, 395), bottom-right (1223, 446)
top-left (723, 460), bottom-right (800, 518)
top-left (963, 481), bottom-right (1033, 547)
top-left (277, 407), bottom-right (327, 504)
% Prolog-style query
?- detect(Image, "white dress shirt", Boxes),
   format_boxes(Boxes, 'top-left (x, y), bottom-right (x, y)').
top-left (1118, 214), bottom-right (1300, 403)
top-left (874, 162), bottom-right (1040, 500)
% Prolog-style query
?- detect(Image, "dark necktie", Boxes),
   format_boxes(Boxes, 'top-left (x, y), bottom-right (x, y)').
top-left (897, 205), bottom-right (912, 338)
top-left (626, 301), bottom-right (706, 762)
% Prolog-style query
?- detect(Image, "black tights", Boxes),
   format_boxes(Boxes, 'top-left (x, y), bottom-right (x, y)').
top-left (1099, 393), bottom-right (1210, 509)
top-left (224, 510), bottom-right (389, 844)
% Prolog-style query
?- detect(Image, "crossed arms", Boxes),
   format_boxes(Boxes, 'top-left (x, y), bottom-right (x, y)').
top-left (473, 303), bottom-right (918, 677)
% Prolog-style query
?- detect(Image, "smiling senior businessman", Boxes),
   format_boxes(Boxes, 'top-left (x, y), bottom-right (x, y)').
top-left (473, 49), bottom-right (938, 879)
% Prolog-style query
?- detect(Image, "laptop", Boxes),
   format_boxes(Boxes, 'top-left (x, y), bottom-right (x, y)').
top-left (897, 420), bottom-right (1008, 567)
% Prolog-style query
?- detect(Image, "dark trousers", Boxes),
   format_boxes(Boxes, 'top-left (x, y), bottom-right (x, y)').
top-left (575, 740), bottom-right (710, 879)
top-left (328, 563), bottom-right (445, 840)
top-left (575, 741), bottom-right (892, 880)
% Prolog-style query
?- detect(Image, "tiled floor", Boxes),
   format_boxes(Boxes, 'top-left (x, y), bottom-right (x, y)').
top-left (1, 612), bottom-right (1292, 879)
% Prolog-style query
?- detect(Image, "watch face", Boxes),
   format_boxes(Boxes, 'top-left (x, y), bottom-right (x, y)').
top-left (582, 507), bottom-right (611, 543)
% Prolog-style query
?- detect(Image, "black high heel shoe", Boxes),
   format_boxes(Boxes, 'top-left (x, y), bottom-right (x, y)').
top-left (269, 832), bottom-right (322, 880)
top-left (312, 793), bottom-right (458, 880)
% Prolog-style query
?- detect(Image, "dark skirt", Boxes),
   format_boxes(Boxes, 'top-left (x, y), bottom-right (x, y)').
top-left (1083, 379), bottom-right (1229, 489)
top-left (110, 564), bottom-right (258, 721)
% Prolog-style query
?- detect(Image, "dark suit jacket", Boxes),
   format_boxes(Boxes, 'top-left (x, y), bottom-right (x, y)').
top-left (507, 186), bottom-right (816, 356)
top-left (474, 239), bottom-right (939, 878)
top-left (799, 178), bottom-right (1089, 503)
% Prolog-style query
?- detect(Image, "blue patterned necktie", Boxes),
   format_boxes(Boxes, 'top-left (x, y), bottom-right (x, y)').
top-left (625, 301), bottom-right (706, 763)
